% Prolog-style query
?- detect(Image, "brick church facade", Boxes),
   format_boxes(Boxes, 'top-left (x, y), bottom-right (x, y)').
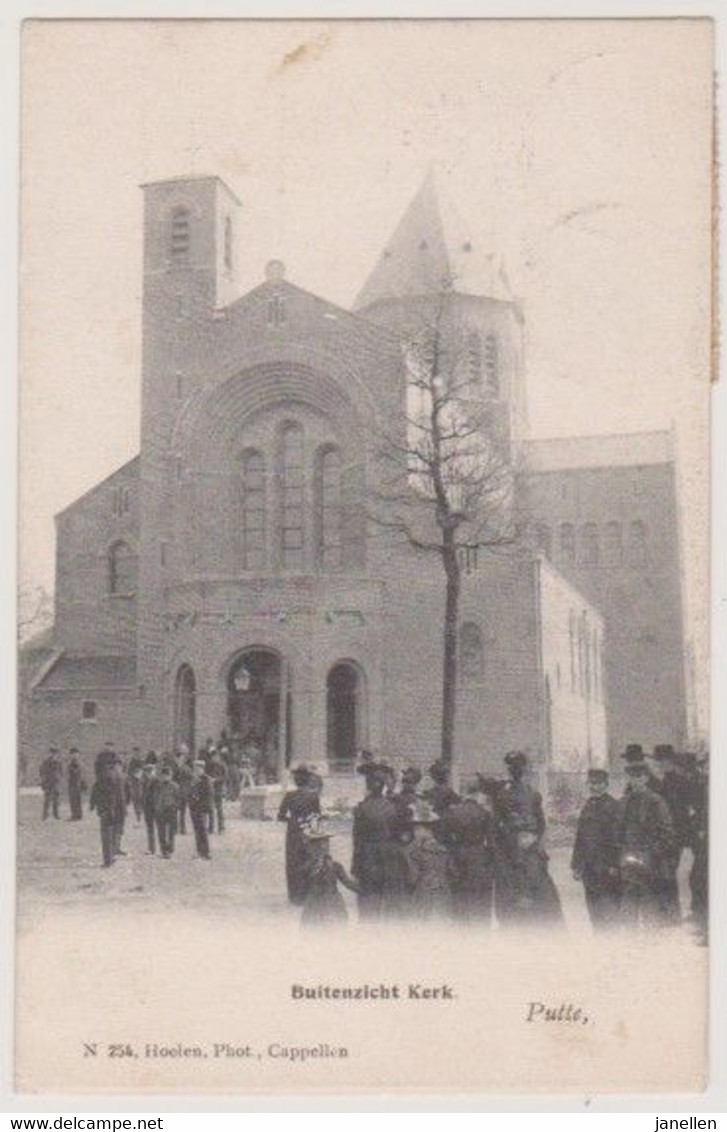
top-left (21, 173), bottom-right (687, 786)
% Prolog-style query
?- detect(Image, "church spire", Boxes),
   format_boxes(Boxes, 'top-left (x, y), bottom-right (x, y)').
top-left (353, 172), bottom-right (511, 311)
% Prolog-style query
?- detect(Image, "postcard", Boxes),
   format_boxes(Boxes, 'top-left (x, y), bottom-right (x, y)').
top-left (16, 17), bottom-right (713, 1094)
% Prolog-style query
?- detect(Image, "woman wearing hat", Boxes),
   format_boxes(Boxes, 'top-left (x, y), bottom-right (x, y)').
top-left (277, 766), bottom-right (322, 906)
top-left (438, 781), bottom-right (495, 923)
top-left (490, 752), bottom-right (563, 926)
top-left (351, 764), bottom-right (400, 920)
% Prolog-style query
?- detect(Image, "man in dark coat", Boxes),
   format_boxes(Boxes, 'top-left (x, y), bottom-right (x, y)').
top-left (617, 758), bottom-right (676, 929)
top-left (489, 752), bottom-right (563, 926)
top-left (188, 760), bottom-right (213, 860)
top-left (141, 757), bottom-right (159, 855)
top-left (351, 765), bottom-right (399, 920)
top-left (277, 766), bottom-right (321, 905)
top-left (39, 747), bottom-right (63, 820)
top-left (646, 744), bottom-right (684, 922)
top-left (571, 768), bottom-right (621, 928)
top-left (89, 766), bottom-right (125, 867)
top-left (108, 757), bottom-right (128, 857)
top-left (688, 752), bottom-right (708, 936)
top-left (67, 748), bottom-right (87, 821)
top-left (154, 765), bottom-right (180, 858)
top-left (207, 747), bottom-right (229, 834)
top-left (439, 781), bottom-right (495, 923)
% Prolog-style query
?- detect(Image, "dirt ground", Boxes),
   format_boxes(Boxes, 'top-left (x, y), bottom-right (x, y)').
top-left (16, 788), bottom-right (697, 937)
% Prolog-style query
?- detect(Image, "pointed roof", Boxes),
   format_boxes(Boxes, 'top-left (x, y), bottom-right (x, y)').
top-left (353, 172), bottom-right (512, 311)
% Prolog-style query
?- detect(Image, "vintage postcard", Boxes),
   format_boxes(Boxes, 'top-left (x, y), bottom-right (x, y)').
top-left (16, 18), bottom-right (713, 1095)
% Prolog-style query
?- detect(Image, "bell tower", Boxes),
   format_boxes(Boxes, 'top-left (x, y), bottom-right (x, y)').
top-left (137, 174), bottom-right (240, 746)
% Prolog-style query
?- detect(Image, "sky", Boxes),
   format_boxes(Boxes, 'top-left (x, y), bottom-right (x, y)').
top-left (19, 19), bottom-right (713, 727)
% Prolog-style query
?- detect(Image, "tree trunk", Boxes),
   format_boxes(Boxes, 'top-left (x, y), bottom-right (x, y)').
top-left (440, 536), bottom-right (461, 766)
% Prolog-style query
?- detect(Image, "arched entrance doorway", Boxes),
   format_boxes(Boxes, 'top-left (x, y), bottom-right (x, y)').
top-left (227, 649), bottom-right (288, 781)
top-left (174, 664), bottom-right (196, 753)
top-left (326, 661), bottom-right (364, 772)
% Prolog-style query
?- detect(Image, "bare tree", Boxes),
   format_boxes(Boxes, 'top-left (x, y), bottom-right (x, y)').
top-left (371, 291), bottom-right (515, 767)
top-left (18, 583), bottom-right (53, 645)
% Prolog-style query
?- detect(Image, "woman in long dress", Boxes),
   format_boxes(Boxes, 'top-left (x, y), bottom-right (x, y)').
top-left (277, 767), bottom-right (321, 905)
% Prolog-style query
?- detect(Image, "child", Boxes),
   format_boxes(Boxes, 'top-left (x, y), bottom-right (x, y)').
top-left (300, 817), bottom-right (360, 928)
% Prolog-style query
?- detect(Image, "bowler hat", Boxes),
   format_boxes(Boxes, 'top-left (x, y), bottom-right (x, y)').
top-left (504, 751), bottom-right (528, 770)
top-left (621, 744), bottom-right (645, 763)
top-left (291, 765), bottom-right (311, 787)
top-left (651, 744), bottom-right (676, 761)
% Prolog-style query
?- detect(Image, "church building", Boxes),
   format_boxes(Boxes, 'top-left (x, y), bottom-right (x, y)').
top-left (22, 173), bottom-right (687, 788)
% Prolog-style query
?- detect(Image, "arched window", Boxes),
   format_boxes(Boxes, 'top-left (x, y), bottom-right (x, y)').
top-left (108, 540), bottom-right (137, 596)
top-left (170, 207), bottom-right (191, 261)
top-left (581, 522), bottom-right (600, 566)
top-left (588, 629), bottom-right (597, 697)
top-left (629, 520), bottom-right (648, 566)
top-left (280, 423), bottom-right (305, 569)
top-left (560, 522), bottom-right (575, 565)
top-left (603, 521), bottom-right (623, 566)
top-left (466, 331), bottom-right (482, 388)
top-left (484, 333), bottom-right (500, 397)
top-left (580, 615), bottom-right (591, 696)
top-left (315, 446), bottom-right (343, 570)
top-left (241, 449), bottom-right (266, 570)
top-left (460, 621), bottom-right (484, 682)
top-left (568, 610), bottom-right (577, 690)
top-left (224, 216), bottom-right (233, 271)
top-left (174, 664), bottom-right (196, 754)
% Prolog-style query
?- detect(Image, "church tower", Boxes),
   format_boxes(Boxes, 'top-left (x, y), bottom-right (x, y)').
top-left (354, 174), bottom-right (528, 460)
top-left (137, 175), bottom-right (240, 743)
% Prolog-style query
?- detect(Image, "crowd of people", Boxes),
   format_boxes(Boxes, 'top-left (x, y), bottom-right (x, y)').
top-left (278, 744), bottom-right (709, 935)
top-left (36, 736), bottom-right (708, 937)
top-left (37, 738), bottom-right (245, 866)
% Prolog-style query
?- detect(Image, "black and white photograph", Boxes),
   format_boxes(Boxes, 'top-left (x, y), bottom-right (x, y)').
top-left (14, 17), bottom-right (714, 1095)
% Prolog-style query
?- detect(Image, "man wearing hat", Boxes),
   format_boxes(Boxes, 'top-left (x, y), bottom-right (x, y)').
top-left (617, 756), bottom-right (676, 928)
top-left (67, 748), bottom-right (87, 821)
top-left (438, 780), bottom-right (495, 923)
top-left (351, 764), bottom-right (399, 919)
top-left (490, 752), bottom-right (563, 925)
top-left (187, 759), bottom-right (213, 860)
top-left (571, 769), bottom-right (621, 928)
top-left (154, 764), bottom-right (181, 859)
top-left (39, 746), bottom-right (63, 820)
top-left (647, 744), bottom-right (688, 922)
top-left (141, 756), bottom-right (160, 855)
top-left (89, 756), bottom-right (126, 868)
